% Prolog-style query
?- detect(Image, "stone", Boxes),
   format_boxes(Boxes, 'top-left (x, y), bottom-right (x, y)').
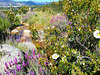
top-left (38, 30), bottom-right (45, 41)
top-left (18, 42), bottom-right (36, 52)
top-left (0, 44), bottom-right (24, 75)
top-left (11, 29), bottom-right (18, 34)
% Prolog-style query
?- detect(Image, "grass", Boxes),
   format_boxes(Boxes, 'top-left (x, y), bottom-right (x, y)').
top-left (27, 11), bottom-right (63, 31)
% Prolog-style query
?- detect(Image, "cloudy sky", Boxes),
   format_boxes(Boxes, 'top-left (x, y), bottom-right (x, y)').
top-left (13, 0), bottom-right (59, 2)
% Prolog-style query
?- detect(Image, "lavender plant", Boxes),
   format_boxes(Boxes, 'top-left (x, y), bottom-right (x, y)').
top-left (50, 14), bottom-right (72, 32)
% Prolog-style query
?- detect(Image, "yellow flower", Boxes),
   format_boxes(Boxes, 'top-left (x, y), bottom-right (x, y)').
top-left (61, 45), bottom-right (65, 48)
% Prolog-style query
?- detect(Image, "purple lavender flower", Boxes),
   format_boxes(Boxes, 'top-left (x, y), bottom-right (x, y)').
top-left (6, 71), bottom-right (10, 75)
top-left (28, 56), bottom-right (31, 60)
top-left (18, 52), bottom-right (20, 56)
top-left (32, 49), bottom-right (35, 56)
top-left (71, 26), bottom-right (73, 29)
top-left (69, 21), bottom-right (72, 25)
top-left (19, 58), bottom-right (22, 62)
top-left (44, 62), bottom-right (47, 66)
top-left (36, 55), bottom-right (38, 59)
top-left (27, 61), bottom-right (29, 66)
top-left (32, 56), bottom-right (35, 61)
top-left (28, 73), bottom-right (30, 75)
top-left (11, 59), bottom-right (14, 66)
top-left (30, 70), bottom-right (34, 75)
top-left (22, 62), bottom-right (26, 67)
top-left (63, 13), bottom-right (65, 16)
top-left (25, 55), bottom-right (28, 59)
top-left (4, 67), bottom-right (7, 72)
top-left (82, 51), bottom-right (84, 55)
top-left (16, 65), bottom-right (21, 72)
top-left (13, 57), bottom-right (17, 65)
top-left (82, 25), bottom-right (84, 28)
top-left (9, 61), bottom-right (11, 67)
top-left (14, 70), bottom-right (16, 75)
top-left (5, 62), bottom-right (9, 69)
top-left (10, 36), bottom-right (12, 39)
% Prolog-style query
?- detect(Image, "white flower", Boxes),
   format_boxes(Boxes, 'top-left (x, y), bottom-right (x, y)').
top-left (74, 51), bottom-right (77, 54)
top-left (78, 28), bottom-right (80, 31)
top-left (45, 27), bottom-right (50, 30)
top-left (83, 62), bottom-right (85, 65)
top-left (47, 27), bottom-right (50, 29)
top-left (52, 26), bottom-right (55, 29)
top-left (68, 38), bottom-right (73, 42)
top-left (93, 30), bottom-right (100, 39)
top-left (72, 9), bottom-right (74, 11)
top-left (52, 53), bottom-right (59, 59)
top-left (49, 63), bottom-right (52, 66)
top-left (69, 1), bottom-right (71, 3)
top-left (65, 35), bottom-right (68, 37)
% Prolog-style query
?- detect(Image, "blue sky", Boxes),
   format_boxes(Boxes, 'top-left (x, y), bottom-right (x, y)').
top-left (13, 0), bottom-right (59, 2)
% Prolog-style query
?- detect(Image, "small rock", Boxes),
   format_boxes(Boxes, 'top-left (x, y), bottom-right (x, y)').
top-left (0, 44), bottom-right (24, 75)
top-left (18, 42), bottom-right (36, 52)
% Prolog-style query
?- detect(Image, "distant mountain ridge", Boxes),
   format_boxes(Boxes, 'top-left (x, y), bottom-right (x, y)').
top-left (0, 0), bottom-right (48, 6)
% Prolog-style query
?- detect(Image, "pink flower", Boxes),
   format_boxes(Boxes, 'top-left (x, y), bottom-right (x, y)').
top-left (22, 62), bottom-right (26, 67)
top-left (16, 65), bottom-right (21, 72)
top-left (30, 70), bottom-right (34, 75)
top-left (5, 62), bottom-right (9, 69)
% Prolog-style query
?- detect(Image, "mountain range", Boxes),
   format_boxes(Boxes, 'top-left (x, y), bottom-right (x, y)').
top-left (0, 0), bottom-right (49, 6)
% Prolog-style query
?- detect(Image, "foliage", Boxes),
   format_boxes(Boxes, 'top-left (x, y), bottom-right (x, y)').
top-left (38, 26), bottom-right (100, 75)
top-left (3, 7), bottom-right (20, 27)
top-left (18, 6), bottom-right (29, 14)
top-left (0, 17), bottom-right (10, 32)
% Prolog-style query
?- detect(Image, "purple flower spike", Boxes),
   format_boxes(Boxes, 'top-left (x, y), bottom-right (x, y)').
top-left (32, 49), bottom-right (35, 56)
top-left (19, 58), bottom-right (22, 62)
top-left (13, 57), bottom-right (17, 65)
top-left (63, 13), bottom-right (65, 16)
top-left (14, 70), bottom-right (16, 75)
top-left (28, 73), bottom-right (30, 75)
top-left (10, 36), bottom-right (12, 39)
top-left (25, 52), bottom-right (28, 55)
top-left (5, 62), bottom-right (8, 67)
top-left (6, 71), bottom-right (10, 75)
top-left (16, 65), bottom-right (21, 72)
top-left (18, 52), bottom-right (20, 56)
top-left (71, 26), bottom-right (73, 29)
top-left (30, 70), bottom-right (34, 75)
top-left (27, 61), bottom-right (29, 66)
top-left (69, 21), bottom-right (72, 25)
top-left (22, 62), bottom-right (26, 67)
top-left (82, 25), bottom-right (84, 28)
top-left (36, 55), bottom-right (38, 59)
top-left (82, 51), bottom-right (84, 55)
top-left (5, 62), bottom-right (9, 69)
top-left (25, 55), bottom-right (28, 59)
top-left (0, 73), bottom-right (1, 75)
top-left (44, 62), bottom-right (47, 66)
top-left (9, 61), bottom-right (11, 67)
top-left (28, 56), bottom-right (31, 60)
